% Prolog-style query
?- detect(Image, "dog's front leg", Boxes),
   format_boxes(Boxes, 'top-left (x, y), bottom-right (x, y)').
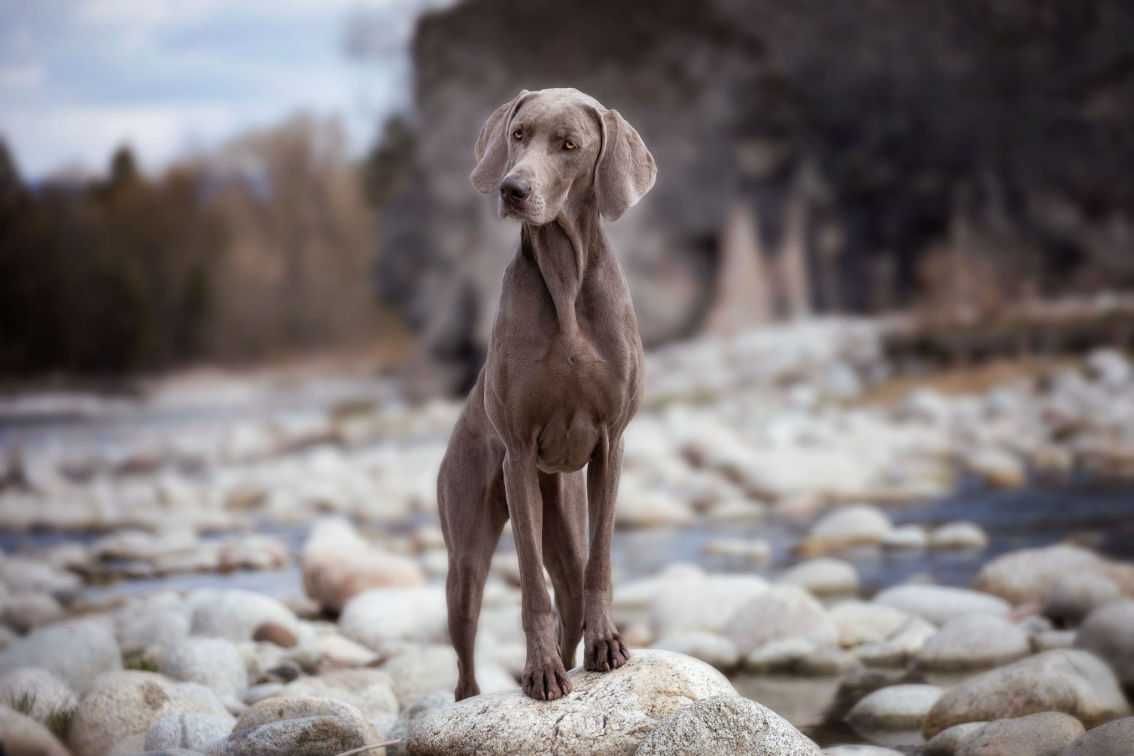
top-left (583, 431), bottom-right (629, 672)
top-left (504, 446), bottom-right (573, 700)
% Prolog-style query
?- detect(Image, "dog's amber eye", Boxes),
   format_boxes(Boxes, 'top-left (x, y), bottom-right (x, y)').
top-left (563, 140), bottom-right (577, 151)
top-left (512, 128), bottom-right (523, 141)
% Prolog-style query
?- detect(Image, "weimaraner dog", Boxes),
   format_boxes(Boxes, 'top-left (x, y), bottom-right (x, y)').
top-left (437, 88), bottom-right (656, 701)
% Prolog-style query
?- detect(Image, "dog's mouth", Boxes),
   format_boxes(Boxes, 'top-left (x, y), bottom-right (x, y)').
top-left (500, 195), bottom-right (547, 223)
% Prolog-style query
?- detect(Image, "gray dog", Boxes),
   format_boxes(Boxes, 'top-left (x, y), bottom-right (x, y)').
top-left (437, 88), bottom-right (656, 701)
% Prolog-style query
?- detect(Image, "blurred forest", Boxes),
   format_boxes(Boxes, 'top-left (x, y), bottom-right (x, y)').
top-left (0, 116), bottom-right (381, 376)
top-left (3, 0), bottom-right (1134, 386)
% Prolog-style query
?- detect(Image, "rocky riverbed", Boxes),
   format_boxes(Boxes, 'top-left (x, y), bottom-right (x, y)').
top-left (1, 320), bottom-right (1133, 754)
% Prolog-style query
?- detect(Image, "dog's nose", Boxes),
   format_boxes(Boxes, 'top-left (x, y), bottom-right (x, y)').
top-left (500, 176), bottom-right (531, 202)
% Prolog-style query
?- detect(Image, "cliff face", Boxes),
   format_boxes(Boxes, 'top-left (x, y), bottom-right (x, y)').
top-left (376, 0), bottom-right (1134, 393)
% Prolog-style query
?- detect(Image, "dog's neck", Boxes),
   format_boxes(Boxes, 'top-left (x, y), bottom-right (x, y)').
top-left (521, 203), bottom-right (603, 340)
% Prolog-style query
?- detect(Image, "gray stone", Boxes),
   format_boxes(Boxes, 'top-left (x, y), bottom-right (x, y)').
top-left (974, 545), bottom-right (1117, 606)
top-left (652, 631), bottom-right (740, 670)
top-left (188, 590), bottom-right (301, 644)
top-left (159, 638), bottom-right (248, 700)
top-left (922, 650), bottom-right (1130, 738)
top-left (277, 668), bottom-right (399, 719)
top-left (873, 585), bottom-right (1009, 627)
top-left (1061, 716), bottom-right (1134, 756)
top-left (69, 671), bottom-right (229, 756)
top-left (0, 705), bottom-right (70, 756)
top-left (1075, 600), bottom-right (1134, 687)
top-left (779, 559), bottom-right (860, 597)
top-left (929, 522), bottom-right (989, 551)
top-left (208, 696), bottom-right (383, 756)
top-left (0, 617), bottom-right (121, 694)
top-left (649, 573), bottom-right (768, 637)
top-left (0, 667), bottom-right (78, 727)
top-left (407, 650), bottom-right (737, 755)
top-left (955, 711), bottom-right (1084, 756)
top-left (339, 588), bottom-right (448, 652)
top-left (635, 695), bottom-right (820, 755)
top-left (800, 506), bottom-right (892, 555)
top-left (1043, 573), bottom-right (1122, 628)
top-left (823, 748), bottom-right (903, 756)
top-left (382, 644), bottom-right (515, 707)
top-left (924, 722), bottom-right (986, 756)
top-left (846, 684), bottom-right (943, 732)
top-left (145, 711), bottom-right (235, 751)
top-left (917, 614), bottom-right (1031, 671)
top-left (724, 586), bottom-right (838, 656)
top-left (1, 592), bottom-right (64, 633)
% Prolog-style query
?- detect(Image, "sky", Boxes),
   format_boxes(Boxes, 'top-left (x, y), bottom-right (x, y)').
top-left (0, 0), bottom-right (449, 180)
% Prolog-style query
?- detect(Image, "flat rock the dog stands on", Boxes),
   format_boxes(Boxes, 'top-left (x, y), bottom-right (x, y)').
top-left (437, 88), bottom-right (655, 701)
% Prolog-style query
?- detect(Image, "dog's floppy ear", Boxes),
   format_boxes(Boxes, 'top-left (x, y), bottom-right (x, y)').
top-left (470, 90), bottom-right (531, 193)
top-left (593, 108), bottom-right (657, 221)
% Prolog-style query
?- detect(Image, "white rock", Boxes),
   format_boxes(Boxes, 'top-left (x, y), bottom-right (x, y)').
top-left (828, 602), bottom-right (915, 648)
top-left (68, 671), bottom-right (230, 756)
top-left (188, 589), bottom-right (301, 644)
top-left (779, 559), bottom-right (860, 597)
top-left (0, 617), bottom-right (121, 694)
top-left (653, 631), bottom-right (740, 669)
top-left (702, 537), bottom-right (772, 564)
top-left (923, 650), bottom-right (1130, 738)
top-left (636, 694), bottom-right (821, 755)
top-left (873, 585), bottom-right (1010, 626)
top-left (383, 644), bottom-right (515, 707)
top-left (0, 667), bottom-right (78, 726)
top-left (144, 711), bottom-right (235, 751)
top-left (650, 573), bottom-right (769, 637)
top-left (0, 705), bottom-right (69, 756)
top-left (1075, 600), bottom-right (1134, 686)
top-left (158, 637), bottom-right (248, 700)
top-left (277, 668), bottom-right (399, 719)
top-left (881, 526), bottom-right (928, 550)
top-left (963, 448), bottom-right (1026, 488)
top-left (208, 696), bottom-right (383, 756)
top-left (918, 614), bottom-right (1031, 671)
top-left (339, 587), bottom-right (447, 652)
top-left (407, 650), bottom-right (740, 755)
top-left (724, 586), bottom-right (838, 657)
top-left (928, 522), bottom-right (989, 551)
top-left (801, 506), bottom-right (892, 555)
top-left (302, 518), bottom-right (425, 613)
top-left (846, 684), bottom-right (943, 732)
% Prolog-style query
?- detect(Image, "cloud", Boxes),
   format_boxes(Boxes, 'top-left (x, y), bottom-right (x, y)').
top-left (0, 0), bottom-right (437, 179)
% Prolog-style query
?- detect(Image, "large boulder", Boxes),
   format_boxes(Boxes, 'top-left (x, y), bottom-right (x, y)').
top-left (922, 650), bottom-right (1130, 738)
top-left (1074, 600), bottom-right (1134, 687)
top-left (207, 696), bottom-right (383, 756)
top-left (302, 518), bottom-right (425, 613)
top-left (634, 695), bottom-right (820, 755)
top-left (407, 650), bottom-right (738, 755)
top-left (873, 585), bottom-right (1009, 627)
top-left (723, 586), bottom-right (838, 657)
top-left (916, 614), bottom-right (1030, 671)
top-left (0, 618), bottom-right (121, 694)
top-left (954, 711), bottom-right (1084, 756)
top-left (1061, 716), bottom-right (1134, 756)
top-left (69, 671), bottom-right (230, 756)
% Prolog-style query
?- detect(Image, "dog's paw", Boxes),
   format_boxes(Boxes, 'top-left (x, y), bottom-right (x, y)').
top-left (585, 632), bottom-right (629, 672)
top-left (521, 656), bottom-right (572, 701)
top-left (454, 679), bottom-right (480, 701)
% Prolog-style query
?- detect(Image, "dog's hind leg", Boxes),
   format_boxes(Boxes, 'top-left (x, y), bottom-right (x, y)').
top-left (540, 470), bottom-right (587, 671)
top-left (439, 421), bottom-right (507, 701)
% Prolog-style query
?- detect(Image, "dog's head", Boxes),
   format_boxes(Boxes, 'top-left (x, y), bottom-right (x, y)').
top-left (470, 88), bottom-right (656, 224)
